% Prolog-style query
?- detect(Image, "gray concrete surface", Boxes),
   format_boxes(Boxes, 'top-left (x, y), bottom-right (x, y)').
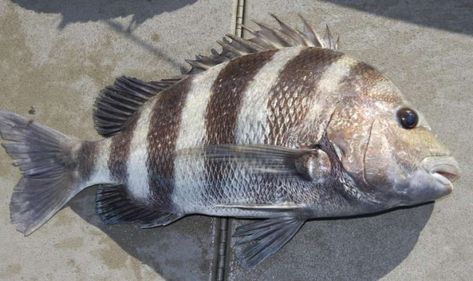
top-left (0, 0), bottom-right (472, 280)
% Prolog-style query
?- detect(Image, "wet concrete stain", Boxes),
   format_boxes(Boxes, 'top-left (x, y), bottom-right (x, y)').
top-left (93, 236), bottom-right (130, 270)
top-left (65, 259), bottom-right (81, 274)
top-left (0, 3), bottom-right (115, 137)
top-left (28, 106), bottom-right (36, 115)
top-left (54, 237), bottom-right (85, 250)
top-left (0, 263), bottom-right (22, 279)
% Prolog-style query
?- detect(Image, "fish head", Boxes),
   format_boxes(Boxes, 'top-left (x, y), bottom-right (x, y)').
top-left (361, 104), bottom-right (460, 207)
top-left (326, 64), bottom-right (460, 208)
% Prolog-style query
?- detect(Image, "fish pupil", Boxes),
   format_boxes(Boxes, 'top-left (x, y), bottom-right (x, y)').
top-left (397, 107), bottom-right (418, 129)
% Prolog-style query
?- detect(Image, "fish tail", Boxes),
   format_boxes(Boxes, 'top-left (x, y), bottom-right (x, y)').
top-left (0, 111), bottom-right (94, 235)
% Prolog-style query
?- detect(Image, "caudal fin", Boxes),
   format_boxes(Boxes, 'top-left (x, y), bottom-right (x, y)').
top-left (0, 111), bottom-right (89, 235)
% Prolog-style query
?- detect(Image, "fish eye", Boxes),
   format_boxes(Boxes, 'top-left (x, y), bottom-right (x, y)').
top-left (397, 107), bottom-right (418, 129)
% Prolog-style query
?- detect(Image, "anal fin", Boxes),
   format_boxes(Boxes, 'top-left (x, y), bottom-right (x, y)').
top-left (233, 216), bottom-right (305, 267)
top-left (139, 213), bottom-right (182, 228)
top-left (95, 184), bottom-right (181, 228)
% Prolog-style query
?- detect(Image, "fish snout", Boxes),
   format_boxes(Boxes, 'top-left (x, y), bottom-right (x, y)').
top-left (421, 156), bottom-right (460, 192)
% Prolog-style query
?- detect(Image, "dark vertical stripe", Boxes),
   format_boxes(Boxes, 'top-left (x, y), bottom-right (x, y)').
top-left (341, 62), bottom-right (402, 103)
top-left (147, 78), bottom-right (192, 208)
top-left (203, 50), bottom-right (277, 205)
top-left (77, 141), bottom-right (96, 182)
top-left (205, 50), bottom-right (277, 144)
top-left (346, 62), bottom-right (384, 86)
top-left (343, 62), bottom-right (384, 94)
top-left (266, 48), bottom-right (343, 145)
top-left (108, 114), bottom-right (139, 182)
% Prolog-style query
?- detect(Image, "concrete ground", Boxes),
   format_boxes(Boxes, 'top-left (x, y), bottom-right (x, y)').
top-left (0, 0), bottom-right (471, 280)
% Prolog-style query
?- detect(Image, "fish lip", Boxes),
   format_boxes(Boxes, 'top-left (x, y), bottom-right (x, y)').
top-left (422, 156), bottom-right (460, 190)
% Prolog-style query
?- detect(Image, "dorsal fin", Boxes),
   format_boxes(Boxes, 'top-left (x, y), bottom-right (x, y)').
top-left (186, 14), bottom-right (339, 74)
top-left (93, 15), bottom-right (339, 137)
top-left (93, 76), bottom-right (182, 137)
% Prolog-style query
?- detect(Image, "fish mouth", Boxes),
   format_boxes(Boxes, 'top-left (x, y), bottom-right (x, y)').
top-left (423, 156), bottom-right (460, 191)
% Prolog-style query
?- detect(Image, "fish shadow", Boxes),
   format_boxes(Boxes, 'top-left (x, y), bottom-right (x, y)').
top-left (69, 188), bottom-right (218, 281)
top-left (323, 0), bottom-right (473, 36)
top-left (227, 203), bottom-right (434, 281)
top-left (69, 188), bottom-right (434, 281)
top-left (11, 0), bottom-right (198, 29)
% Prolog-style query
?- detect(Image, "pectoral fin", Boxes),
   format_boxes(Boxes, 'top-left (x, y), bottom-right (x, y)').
top-left (233, 216), bottom-right (305, 267)
top-left (175, 144), bottom-right (331, 181)
top-left (216, 203), bottom-right (306, 211)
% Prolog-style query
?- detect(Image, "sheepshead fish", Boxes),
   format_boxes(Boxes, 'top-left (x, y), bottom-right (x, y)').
top-left (0, 15), bottom-right (460, 267)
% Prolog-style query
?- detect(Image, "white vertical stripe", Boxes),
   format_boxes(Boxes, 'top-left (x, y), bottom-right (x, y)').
top-left (86, 138), bottom-right (113, 186)
top-left (172, 62), bottom-right (228, 209)
top-left (317, 56), bottom-right (359, 95)
top-left (235, 47), bottom-right (304, 144)
top-left (126, 99), bottom-right (157, 201)
top-left (175, 63), bottom-right (228, 149)
top-left (304, 55), bottom-right (359, 140)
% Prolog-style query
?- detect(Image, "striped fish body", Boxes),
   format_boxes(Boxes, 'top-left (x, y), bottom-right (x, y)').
top-left (90, 47), bottom-right (363, 220)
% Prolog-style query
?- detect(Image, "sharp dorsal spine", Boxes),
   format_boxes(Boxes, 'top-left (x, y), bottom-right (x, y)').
top-left (187, 14), bottom-right (339, 74)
